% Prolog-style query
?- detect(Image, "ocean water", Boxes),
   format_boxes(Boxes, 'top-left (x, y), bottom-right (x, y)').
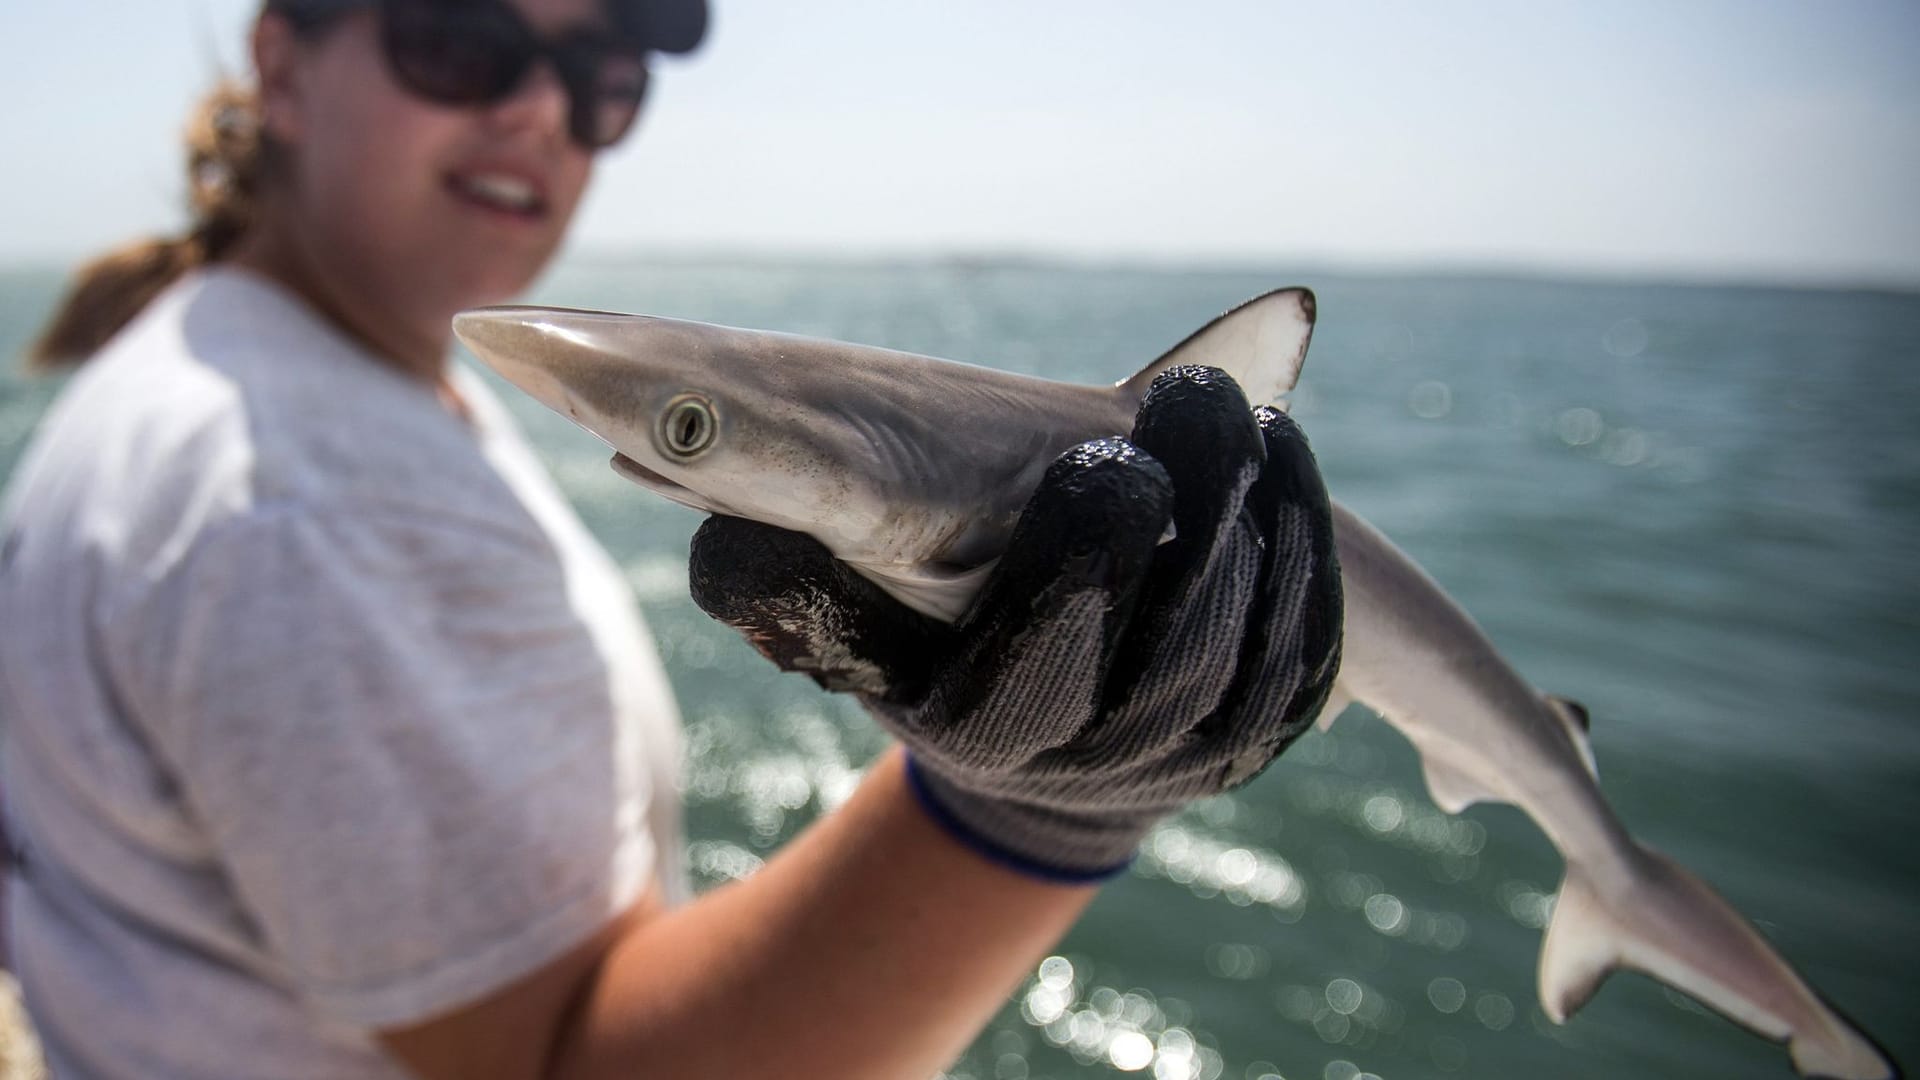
top-left (2, 260), bottom-right (1916, 1079)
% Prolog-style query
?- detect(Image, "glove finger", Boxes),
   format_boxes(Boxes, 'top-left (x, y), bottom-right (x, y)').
top-left (1205, 405), bottom-right (1345, 787)
top-left (1100, 365), bottom-right (1267, 733)
top-left (688, 515), bottom-right (950, 700)
top-left (1128, 365), bottom-right (1267, 575)
top-left (926, 437), bottom-right (1172, 767)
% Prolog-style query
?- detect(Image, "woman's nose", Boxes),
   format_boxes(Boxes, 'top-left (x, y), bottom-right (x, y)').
top-left (485, 58), bottom-right (572, 142)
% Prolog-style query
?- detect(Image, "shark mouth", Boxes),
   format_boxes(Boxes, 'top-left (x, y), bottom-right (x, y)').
top-left (609, 453), bottom-right (727, 516)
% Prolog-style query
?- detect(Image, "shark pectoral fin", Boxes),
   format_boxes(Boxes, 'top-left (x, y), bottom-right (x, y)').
top-left (1314, 685), bottom-right (1355, 733)
top-left (1546, 695), bottom-right (1600, 779)
top-left (1418, 750), bottom-right (1495, 815)
top-left (1118, 288), bottom-right (1317, 408)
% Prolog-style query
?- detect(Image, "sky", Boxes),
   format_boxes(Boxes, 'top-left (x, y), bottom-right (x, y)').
top-left (5, 0), bottom-right (1918, 286)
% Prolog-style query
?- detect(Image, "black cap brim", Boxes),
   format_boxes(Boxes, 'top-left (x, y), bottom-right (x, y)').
top-left (620, 0), bottom-right (708, 54)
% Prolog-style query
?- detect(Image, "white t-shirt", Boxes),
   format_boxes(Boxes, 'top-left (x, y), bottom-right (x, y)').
top-left (0, 267), bottom-right (686, 1077)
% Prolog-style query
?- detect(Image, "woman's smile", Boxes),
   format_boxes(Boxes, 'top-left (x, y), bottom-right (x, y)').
top-left (444, 164), bottom-right (553, 223)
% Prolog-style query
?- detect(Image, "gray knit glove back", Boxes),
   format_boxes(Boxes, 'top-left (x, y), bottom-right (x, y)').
top-left (690, 366), bottom-right (1343, 881)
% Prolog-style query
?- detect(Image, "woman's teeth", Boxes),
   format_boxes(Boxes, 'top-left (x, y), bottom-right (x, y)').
top-left (453, 173), bottom-right (544, 214)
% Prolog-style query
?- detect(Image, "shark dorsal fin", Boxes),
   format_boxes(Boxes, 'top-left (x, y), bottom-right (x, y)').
top-left (1549, 694), bottom-right (1591, 731)
top-left (1547, 695), bottom-right (1599, 779)
top-left (1119, 287), bottom-right (1317, 408)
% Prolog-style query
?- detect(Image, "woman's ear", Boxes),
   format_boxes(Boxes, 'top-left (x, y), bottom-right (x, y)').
top-left (251, 13), bottom-right (305, 144)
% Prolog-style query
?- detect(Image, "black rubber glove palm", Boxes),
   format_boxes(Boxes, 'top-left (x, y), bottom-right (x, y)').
top-left (690, 366), bottom-right (1343, 880)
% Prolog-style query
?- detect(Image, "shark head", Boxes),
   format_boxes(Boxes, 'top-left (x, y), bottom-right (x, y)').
top-left (452, 305), bottom-right (1038, 564)
top-left (455, 306), bottom-right (892, 548)
top-left (453, 288), bottom-right (1318, 620)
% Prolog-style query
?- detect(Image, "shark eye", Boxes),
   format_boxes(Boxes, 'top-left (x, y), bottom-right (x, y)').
top-left (657, 393), bottom-right (717, 459)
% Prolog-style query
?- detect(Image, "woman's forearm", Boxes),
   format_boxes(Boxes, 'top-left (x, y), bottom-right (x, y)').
top-left (551, 747), bottom-right (1096, 1080)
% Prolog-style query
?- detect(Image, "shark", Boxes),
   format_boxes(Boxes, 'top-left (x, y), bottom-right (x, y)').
top-left (452, 289), bottom-right (1896, 1080)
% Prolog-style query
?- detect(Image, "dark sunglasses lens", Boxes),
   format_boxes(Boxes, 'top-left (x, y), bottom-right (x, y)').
top-left (559, 44), bottom-right (649, 148)
top-left (383, 0), bottom-right (531, 105)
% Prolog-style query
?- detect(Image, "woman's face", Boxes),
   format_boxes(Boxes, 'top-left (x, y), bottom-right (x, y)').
top-left (259, 0), bottom-right (610, 330)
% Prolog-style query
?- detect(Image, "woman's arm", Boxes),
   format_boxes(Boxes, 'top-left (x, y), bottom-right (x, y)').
top-left (386, 368), bottom-right (1341, 1080)
top-left (381, 747), bottom-right (1095, 1080)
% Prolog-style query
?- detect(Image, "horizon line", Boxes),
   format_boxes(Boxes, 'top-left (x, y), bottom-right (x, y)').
top-left (2, 246), bottom-right (1917, 299)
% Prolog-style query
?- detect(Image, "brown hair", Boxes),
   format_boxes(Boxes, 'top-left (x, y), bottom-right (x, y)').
top-left (26, 80), bottom-right (267, 369)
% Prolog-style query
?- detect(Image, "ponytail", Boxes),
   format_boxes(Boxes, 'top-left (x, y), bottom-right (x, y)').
top-left (26, 80), bottom-right (266, 370)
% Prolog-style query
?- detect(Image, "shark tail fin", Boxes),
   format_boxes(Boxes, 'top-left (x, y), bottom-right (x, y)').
top-left (1119, 288), bottom-right (1317, 409)
top-left (1539, 844), bottom-right (1896, 1080)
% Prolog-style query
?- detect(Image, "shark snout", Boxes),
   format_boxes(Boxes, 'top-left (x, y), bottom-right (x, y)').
top-left (455, 306), bottom-right (556, 387)
top-left (451, 306), bottom-right (600, 421)
top-left (451, 306), bottom-right (554, 368)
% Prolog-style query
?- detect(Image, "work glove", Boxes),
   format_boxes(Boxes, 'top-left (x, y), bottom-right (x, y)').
top-left (689, 366), bottom-right (1343, 881)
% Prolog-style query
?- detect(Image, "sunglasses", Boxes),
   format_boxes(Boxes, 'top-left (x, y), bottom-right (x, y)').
top-left (375, 0), bottom-right (654, 149)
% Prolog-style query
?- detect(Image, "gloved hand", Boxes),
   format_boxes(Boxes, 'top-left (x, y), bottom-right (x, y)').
top-left (689, 366), bottom-right (1343, 881)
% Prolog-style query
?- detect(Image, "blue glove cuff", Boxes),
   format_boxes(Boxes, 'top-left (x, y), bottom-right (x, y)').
top-left (902, 751), bottom-right (1135, 886)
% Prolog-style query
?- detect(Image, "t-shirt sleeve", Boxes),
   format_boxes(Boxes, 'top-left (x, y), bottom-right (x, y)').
top-left (110, 498), bottom-right (655, 1028)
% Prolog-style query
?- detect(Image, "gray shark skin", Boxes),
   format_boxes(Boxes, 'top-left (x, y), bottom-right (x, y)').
top-left (452, 290), bottom-right (1895, 1080)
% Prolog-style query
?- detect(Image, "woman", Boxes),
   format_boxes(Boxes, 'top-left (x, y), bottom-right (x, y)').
top-left (0, 0), bottom-right (1342, 1077)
